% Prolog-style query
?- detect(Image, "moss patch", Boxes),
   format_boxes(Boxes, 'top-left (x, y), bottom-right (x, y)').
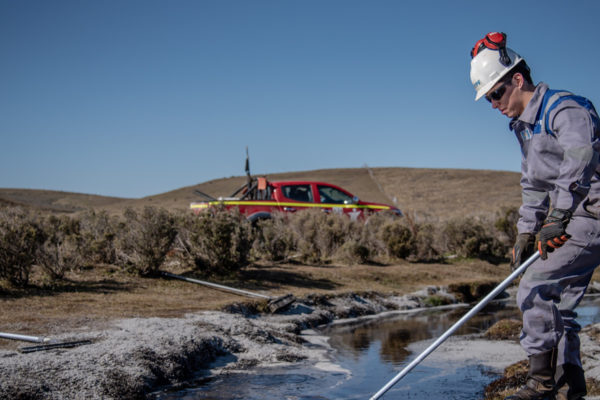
top-left (484, 318), bottom-right (521, 342)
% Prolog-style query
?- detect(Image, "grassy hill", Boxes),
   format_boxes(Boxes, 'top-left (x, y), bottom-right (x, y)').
top-left (0, 167), bottom-right (521, 221)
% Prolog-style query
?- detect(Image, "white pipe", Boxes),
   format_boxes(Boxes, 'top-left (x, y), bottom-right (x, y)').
top-left (369, 252), bottom-right (540, 400)
top-left (0, 332), bottom-right (52, 343)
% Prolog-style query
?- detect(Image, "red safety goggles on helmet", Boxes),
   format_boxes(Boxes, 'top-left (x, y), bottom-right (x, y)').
top-left (470, 32), bottom-right (511, 66)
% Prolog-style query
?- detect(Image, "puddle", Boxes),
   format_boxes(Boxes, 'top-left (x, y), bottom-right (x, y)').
top-left (154, 296), bottom-right (600, 399)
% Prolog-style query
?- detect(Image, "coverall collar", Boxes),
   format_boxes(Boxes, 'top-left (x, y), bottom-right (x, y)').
top-left (509, 82), bottom-right (548, 130)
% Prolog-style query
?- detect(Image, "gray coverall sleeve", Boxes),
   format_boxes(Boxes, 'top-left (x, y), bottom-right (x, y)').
top-left (552, 106), bottom-right (599, 211)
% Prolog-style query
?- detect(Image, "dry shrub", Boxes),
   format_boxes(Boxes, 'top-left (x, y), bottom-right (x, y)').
top-left (366, 211), bottom-right (439, 262)
top-left (287, 209), bottom-right (359, 265)
top-left (357, 212), bottom-right (397, 261)
top-left (0, 208), bottom-right (45, 286)
top-left (181, 207), bottom-right (253, 276)
top-left (37, 214), bottom-right (84, 280)
top-left (251, 213), bottom-right (295, 262)
top-left (378, 219), bottom-right (414, 259)
top-left (409, 222), bottom-right (440, 262)
top-left (116, 207), bottom-right (177, 276)
top-left (0, 203), bottom-right (518, 287)
top-left (268, 210), bottom-right (444, 265)
top-left (332, 214), bottom-right (383, 265)
top-left (78, 209), bottom-right (119, 265)
top-left (443, 217), bottom-right (507, 261)
top-left (334, 237), bottom-right (371, 265)
top-left (251, 211), bottom-right (379, 265)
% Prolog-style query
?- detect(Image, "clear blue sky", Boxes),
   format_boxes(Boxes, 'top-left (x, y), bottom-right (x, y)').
top-left (2, 1), bottom-right (599, 198)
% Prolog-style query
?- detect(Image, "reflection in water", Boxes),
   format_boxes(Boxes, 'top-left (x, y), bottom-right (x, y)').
top-left (155, 296), bottom-right (600, 400)
top-left (325, 302), bottom-right (519, 366)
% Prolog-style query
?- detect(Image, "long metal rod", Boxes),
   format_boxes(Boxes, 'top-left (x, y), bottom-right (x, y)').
top-left (19, 340), bottom-right (92, 353)
top-left (162, 271), bottom-right (271, 299)
top-left (0, 332), bottom-right (51, 343)
top-left (369, 252), bottom-right (540, 400)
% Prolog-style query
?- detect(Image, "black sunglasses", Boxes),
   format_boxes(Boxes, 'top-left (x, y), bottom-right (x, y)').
top-left (486, 82), bottom-right (508, 103)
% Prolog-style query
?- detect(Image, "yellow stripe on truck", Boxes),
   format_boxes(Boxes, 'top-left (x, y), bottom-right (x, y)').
top-left (190, 201), bottom-right (389, 210)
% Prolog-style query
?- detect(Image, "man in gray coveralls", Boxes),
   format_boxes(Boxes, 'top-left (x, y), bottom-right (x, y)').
top-left (470, 32), bottom-right (600, 400)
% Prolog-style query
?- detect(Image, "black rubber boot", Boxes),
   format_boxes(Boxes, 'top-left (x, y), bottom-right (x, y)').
top-left (554, 363), bottom-right (587, 400)
top-left (505, 348), bottom-right (557, 400)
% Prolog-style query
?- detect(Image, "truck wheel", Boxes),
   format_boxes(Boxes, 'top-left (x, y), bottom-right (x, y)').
top-left (247, 212), bottom-right (272, 224)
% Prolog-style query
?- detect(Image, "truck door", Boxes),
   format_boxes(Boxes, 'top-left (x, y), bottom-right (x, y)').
top-left (317, 184), bottom-right (363, 220)
top-left (279, 184), bottom-right (314, 212)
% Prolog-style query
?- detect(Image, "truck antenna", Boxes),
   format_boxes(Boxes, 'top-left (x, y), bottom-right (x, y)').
top-left (245, 146), bottom-right (252, 192)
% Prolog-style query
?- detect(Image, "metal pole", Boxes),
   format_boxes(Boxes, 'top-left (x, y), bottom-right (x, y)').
top-left (369, 252), bottom-right (540, 400)
top-left (0, 332), bottom-right (52, 343)
top-left (161, 271), bottom-right (271, 299)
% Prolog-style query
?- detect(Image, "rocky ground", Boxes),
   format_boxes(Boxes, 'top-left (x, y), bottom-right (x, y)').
top-left (2, 287), bottom-right (600, 399)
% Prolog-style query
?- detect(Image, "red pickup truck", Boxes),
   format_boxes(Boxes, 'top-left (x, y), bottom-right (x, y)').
top-left (190, 177), bottom-right (402, 222)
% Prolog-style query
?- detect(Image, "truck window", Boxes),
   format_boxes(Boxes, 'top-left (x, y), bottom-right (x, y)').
top-left (318, 185), bottom-right (353, 204)
top-left (282, 185), bottom-right (313, 202)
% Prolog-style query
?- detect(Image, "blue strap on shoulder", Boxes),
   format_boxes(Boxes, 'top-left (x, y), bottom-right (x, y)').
top-left (537, 89), bottom-right (596, 136)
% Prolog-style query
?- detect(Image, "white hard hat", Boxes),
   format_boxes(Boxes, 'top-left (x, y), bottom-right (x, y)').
top-left (470, 47), bottom-right (523, 101)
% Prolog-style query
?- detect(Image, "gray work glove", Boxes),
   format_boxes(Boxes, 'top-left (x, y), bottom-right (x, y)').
top-left (538, 208), bottom-right (572, 260)
top-left (511, 233), bottom-right (536, 270)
